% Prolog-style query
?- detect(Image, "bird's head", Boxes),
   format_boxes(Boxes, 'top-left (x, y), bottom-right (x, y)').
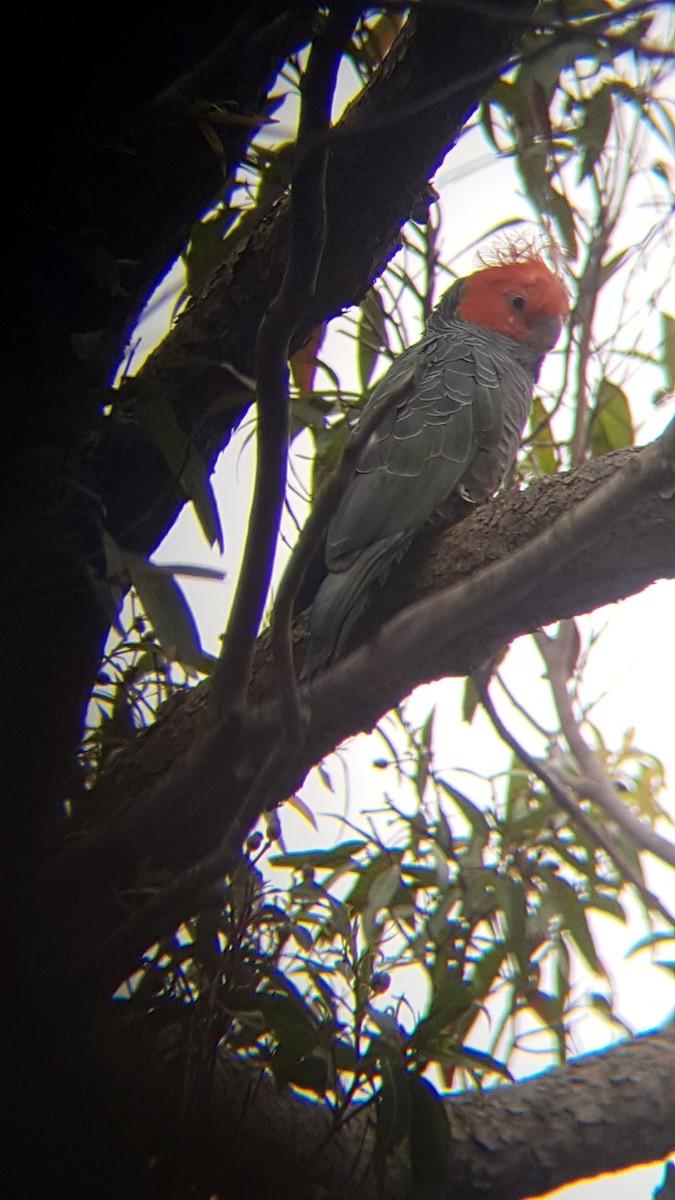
top-left (456, 254), bottom-right (569, 353)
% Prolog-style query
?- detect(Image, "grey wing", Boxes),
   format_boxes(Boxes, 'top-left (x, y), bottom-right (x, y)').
top-left (325, 328), bottom-right (505, 570)
top-left (307, 328), bottom-right (507, 670)
top-left (307, 532), bottom-right (411, 670)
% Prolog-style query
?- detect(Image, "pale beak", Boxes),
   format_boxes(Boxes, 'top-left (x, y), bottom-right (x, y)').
top-left (531, 313), bottom-right (564, 352)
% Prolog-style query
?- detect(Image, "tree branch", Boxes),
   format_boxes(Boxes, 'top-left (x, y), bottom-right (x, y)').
top-left (106, 1021), bottom-right (675, 1200)
top-left (52, 436), bottom-right (675, 983)
top-left (85, 441), bottom-right (675, 863)
top-left (535, 625), bottom-right (675, 870)
top-left (475, 673), bottom-right (674, 924)
top-left (360, 418), bottom-right (675, 685)
top-left (210, 5), bottom-right (361, 714)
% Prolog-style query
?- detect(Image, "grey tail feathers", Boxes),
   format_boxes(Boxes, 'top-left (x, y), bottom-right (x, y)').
top-left (305, 533), bottom-right (410, 675)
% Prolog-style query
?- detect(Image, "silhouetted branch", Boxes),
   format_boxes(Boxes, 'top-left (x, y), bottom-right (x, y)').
top-left (210, 5), bottom-right (362, 714)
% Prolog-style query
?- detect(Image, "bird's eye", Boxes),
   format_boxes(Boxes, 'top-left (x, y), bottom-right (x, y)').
top-left (510, 295), bottom-right (526, 312)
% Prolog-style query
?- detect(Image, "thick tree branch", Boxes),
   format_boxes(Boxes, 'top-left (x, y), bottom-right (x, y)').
top-left (105, 1021), bottom-right (675, 1200)
top-left (90, 441), bottom-right (675, 856)
top-left (49, 438), bottom-right (675, 992)
top-left (353, 418), bottom-right (675, 687)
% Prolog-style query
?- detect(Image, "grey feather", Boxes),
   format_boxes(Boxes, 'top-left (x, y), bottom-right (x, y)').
top-left (307, 288), bottom-right (544, 672)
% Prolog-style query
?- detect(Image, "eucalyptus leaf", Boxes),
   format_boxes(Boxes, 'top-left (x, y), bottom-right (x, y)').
top-left (135, 383), bottom-right (223, 551)
top-left (408, 1075), bottom-right (450, 1194)
top-left (125, 552), bottom-right (214, 674)
top-left (588, 380), bottom-right (633, 456)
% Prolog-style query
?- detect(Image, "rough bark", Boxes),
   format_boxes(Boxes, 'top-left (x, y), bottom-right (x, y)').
top-left (87, 446), bottom-right (675, 862)
top-left (99, 1020), bottom-right (675, 1200)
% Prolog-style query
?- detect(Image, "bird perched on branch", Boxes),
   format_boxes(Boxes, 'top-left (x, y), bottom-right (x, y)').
top-left (307, 246), bottom-right (569, 672)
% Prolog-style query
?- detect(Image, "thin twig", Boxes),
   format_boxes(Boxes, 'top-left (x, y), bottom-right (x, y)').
top-left (475, 674), bottom-right (674, 925)
top-left (209, 5), bottom-right (361, 717)
top-left (569, 175), bottom-right (624, 467)
top-left (535, 627), bottom-right (675, 870)
top-left (495, 669), bottom-right (554, 740)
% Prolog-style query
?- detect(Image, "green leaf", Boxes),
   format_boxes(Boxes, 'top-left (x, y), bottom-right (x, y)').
top-left (486, 78), bottom-right (528, 126)
top-left (449, 1044), bottom-right (512, 1080)
top-left (588, 380), bottom-right (633, 456)
top-left (437, 782), bottom-right (490, 847)
top-left (135, 383), bottom-right (223, 551)
top-left (526, 987), bottom-right (564, 1027)
top-left (345, 850), bottom-right (405, 915)
top-left (503, 756), bottom-right (535, 826)
top-left (461, 676), bottom-right (480, 724)
top-left (470, 943), bottom-right (506, 1000)
top-left (125, 553), bottom-right (214, 673)
top-left (286, 1053), bottom-right (329, 1096)
top-left (183, 206), bottom-right (236, 299)
top-left (256, 992), bottom-right (323, 1092)
top-left (358, 287), bottom-right (389, 391)
top-left (291, 395), bottom-right (332, 435)
top-left (518, 33), bottom-right (595, 105)
top-left (578, 87), bottom-right (613, 182)
top-left (414, 707), bottom-right (435, 801)
top-left (597, 248), bottom-right (629, 290)
top-left (526, 395), bottom-right (558, 477)
top-left (362, 863), bottom-right (401, 946)
top-left (649, 100), bottom-right (675, 155)
top-left (232, 986), bottom-right (317, 1039)
top-left (408, 1075), bottom-right (450, 1194)
top-left (326, 895), bottom-right (353, 942)
top-left (479, 97), bottom-right (501, 152)
top-left (548, 186), bottom-right (578, 262)
top-left (285, 792), bottom-right (318, 830)
top-left (414, 976), bottom-right (475, 1045)
top-left (661, 312), bottom-right (675, 393)
top-left (374, 1051), bottom-right (410, 1170)
top-left (270, 840), bottom-right (365, 870)
top-left (311, 418), bottom-right (350, 500)
top-left (588, 891), bottom-right (625, 922)
top-left (434, 808), bottom-right (455, 859)
top-left (638, 95), bottom-right (675, 155)
top-left (494, 874), bottom-right (528, 980)
top-left (155, 562), bottom-right (225, 581)
top-left (255, 139), bottom-right (296, 208)
top-left (545, 873), bottom-right (603, 976)
top-left (516, 139), bottom-right (551, 212)
top-left (117, 647), bottom-right (164, 688)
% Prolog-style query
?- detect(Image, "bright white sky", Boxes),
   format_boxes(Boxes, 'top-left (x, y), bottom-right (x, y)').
top-left (131, 38), bottom-right (675, 1200)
